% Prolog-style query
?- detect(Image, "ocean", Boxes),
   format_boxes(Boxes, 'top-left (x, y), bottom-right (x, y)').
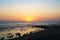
top-left (0, 21), bottom-right (60, 39)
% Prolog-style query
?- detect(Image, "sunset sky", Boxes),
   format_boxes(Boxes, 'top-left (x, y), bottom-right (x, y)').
top-left (0, 0), bottom-right (60, 21)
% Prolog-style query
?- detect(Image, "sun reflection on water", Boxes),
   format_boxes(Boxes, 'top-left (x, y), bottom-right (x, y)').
top-left (0, 26), bottom-right (45, 37)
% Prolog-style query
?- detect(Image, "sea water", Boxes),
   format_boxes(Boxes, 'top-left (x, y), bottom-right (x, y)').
top-left (0, 21), bottom-right (59, 39)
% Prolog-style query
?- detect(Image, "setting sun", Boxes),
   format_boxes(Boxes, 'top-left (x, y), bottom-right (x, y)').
top-left (25, 16), bottom-right (32, 22)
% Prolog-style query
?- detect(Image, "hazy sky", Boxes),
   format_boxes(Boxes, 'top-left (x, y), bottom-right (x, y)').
top-left (0, 0), bottom-right (60, 21)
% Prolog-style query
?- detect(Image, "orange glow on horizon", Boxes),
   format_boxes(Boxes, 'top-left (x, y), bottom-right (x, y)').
top-left (25, 16), bottom-right (32, 22)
